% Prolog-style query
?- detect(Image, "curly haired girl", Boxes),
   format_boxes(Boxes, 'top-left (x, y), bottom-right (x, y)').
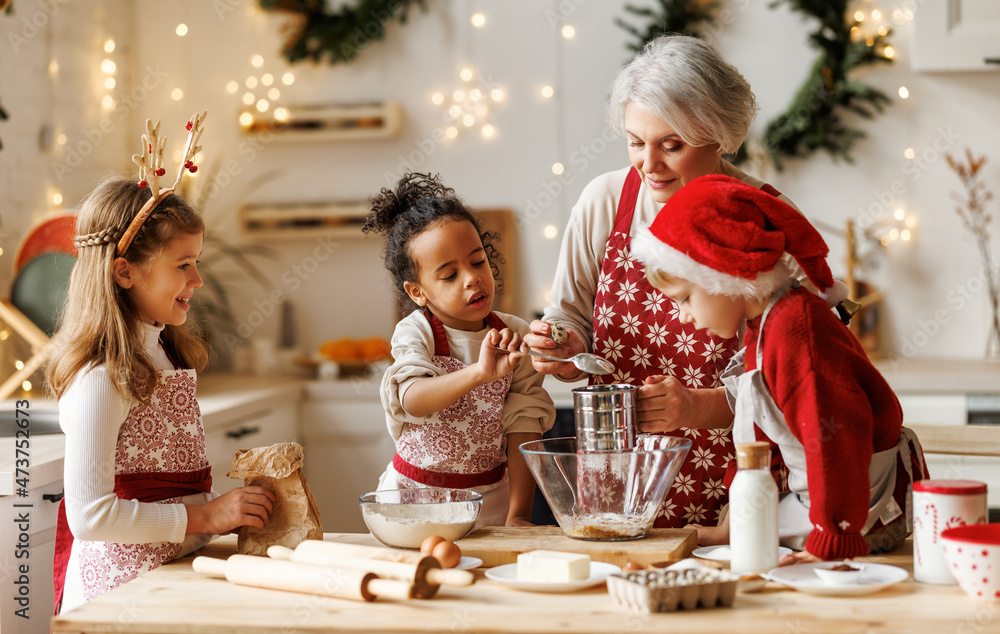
top-left (363, 172), bottom-right (554, 527)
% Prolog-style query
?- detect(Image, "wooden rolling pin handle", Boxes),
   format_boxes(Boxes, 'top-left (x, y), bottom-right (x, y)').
top-left (192, 556), bottom-right (228, 579)
top-left (425, 567), bottom-right (475, 587)
top-left (295, 539), bottom-right (426, 565)
top-left (366, 578), bottom-right (417, 601)
top-left (268, 545), bottom-right (420, 599)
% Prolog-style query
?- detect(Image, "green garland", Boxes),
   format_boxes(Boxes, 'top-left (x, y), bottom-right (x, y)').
top-left (258, 0), bottom-right (426, 65)
top-left (616, 0), bottom-right (718, 50)
top-left (617, 0), bottom-right (893, 170)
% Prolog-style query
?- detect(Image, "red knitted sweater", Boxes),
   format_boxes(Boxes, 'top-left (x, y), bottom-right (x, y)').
top-left (743, 287), bottom-right (903, 560)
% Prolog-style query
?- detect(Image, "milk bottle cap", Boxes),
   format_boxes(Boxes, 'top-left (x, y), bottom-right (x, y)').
top-left (735, 442), bottom-right (770, 470)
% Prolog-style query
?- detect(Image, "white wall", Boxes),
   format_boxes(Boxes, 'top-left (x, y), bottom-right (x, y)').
top-left (2, 0), bottom-right (999, 365)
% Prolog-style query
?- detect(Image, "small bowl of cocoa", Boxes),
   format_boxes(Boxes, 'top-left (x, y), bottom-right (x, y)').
top-left (813, 562), bottom-right (866, 585)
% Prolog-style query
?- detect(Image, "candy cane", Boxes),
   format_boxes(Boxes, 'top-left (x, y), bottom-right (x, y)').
top-left (929, 503), bottom-right (938, 544)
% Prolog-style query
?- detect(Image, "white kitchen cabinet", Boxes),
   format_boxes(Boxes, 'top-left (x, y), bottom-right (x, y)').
top-left (896, 394), bottom-right (968, 426)
top-left (0, 435), bottom-right (64, 633)
top-left (877, 358), bottom-right (1000, 509)
top-left (198, 376), bottom-right (304, 495)
top-left (896, 393), bottom-right (1000, 506)
top-left (913, 0), bottom-right (1000, 71)
top-left (203, 403), bottom-right (300, 494)
top-left (299, 379), bottom-right (395, 533)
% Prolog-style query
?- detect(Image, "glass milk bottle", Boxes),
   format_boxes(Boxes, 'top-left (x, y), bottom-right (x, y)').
top-left (730, 441), bottom-right (779, 575)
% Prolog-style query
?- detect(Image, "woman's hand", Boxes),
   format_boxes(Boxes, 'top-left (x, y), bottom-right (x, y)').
top-left (637, 380), bottom-right (733, 432)
top-left (186, 486), bottom-right (275, 535)
top-left (475, 328), bottom-right (522, 383)
top-left (636, 375), bottom-right (693, 432)
top-left (780, 550), bottom-right (823, 566)
top-left (524, 320), bottom-right (585, 379)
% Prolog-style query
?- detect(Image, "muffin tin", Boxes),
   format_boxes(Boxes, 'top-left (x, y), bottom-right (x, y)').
top-left (607, 565), bottom-right (740, 613)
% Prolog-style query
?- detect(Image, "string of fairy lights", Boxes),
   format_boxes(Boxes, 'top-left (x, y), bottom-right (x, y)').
top-left (4, 2), bottom-right (928, 395)
top-left (230, 55), bottom-right (296, 130)
top-left (850, 0), bottom-right (917, 247)
top-left (425, 6), bottom-right (574, 256)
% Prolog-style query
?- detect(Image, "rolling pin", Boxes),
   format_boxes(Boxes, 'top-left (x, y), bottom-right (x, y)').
top-left (192, 555), bottom-right (415, 602)
top-left (269, 543), bottom-right (474, 599)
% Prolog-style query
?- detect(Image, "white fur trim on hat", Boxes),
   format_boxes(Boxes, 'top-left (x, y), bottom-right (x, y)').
top-left (818, 280), bottom-right (850, 307)
top-left (632, 225), bottom-right (795, 300)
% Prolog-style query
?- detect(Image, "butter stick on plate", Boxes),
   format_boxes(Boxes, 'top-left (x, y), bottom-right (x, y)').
top-left (517, 550), bottom-right (590, 582)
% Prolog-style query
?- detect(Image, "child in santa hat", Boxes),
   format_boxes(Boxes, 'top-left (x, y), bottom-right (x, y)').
top-left (632, 174), bottom-right (926, 564)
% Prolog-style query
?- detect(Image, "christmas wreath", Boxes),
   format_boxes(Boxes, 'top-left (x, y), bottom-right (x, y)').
top-left (258, 0), bottom-right (426, 65)
top-left (617, 0), bottom-right (893, 170)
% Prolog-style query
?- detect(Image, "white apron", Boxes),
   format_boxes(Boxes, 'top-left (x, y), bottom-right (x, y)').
top-left (720, 282), bottom-right (921, 551)
top-left (60, 368), bottom-right (211, 612)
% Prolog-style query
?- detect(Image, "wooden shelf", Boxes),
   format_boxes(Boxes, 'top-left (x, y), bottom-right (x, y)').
top-left (238, 201), bottom-right (371, 240)
top-left (240, 102), bottom-right (403, 142)
top-left (238, 205), bottom-right (521, 315)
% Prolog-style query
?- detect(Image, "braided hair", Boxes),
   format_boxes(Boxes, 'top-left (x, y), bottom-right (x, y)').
top-left (363, 172), bottom-right (504, 313)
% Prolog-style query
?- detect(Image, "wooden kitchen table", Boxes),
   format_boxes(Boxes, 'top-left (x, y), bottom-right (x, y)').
top-left (52, 533), bottom-right (992, 634)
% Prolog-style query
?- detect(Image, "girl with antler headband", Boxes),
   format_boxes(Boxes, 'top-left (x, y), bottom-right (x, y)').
top-left (46, 112), bottom-right (275, 613)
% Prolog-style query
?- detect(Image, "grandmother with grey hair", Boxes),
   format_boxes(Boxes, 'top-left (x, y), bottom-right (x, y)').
top-left (524, 34), bottom-right (797, 529)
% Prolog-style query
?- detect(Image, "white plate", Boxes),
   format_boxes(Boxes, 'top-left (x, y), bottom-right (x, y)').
top-left (764, 562), bottom-right (909, 596)
top-left (455, 556), bottom-right (483, 570)
top-left (692, 545), bottom-right (793, 563)
top-left (484, 562), bottom-right (621, 593)
top-left (737, 576), bottom-right (768, 593)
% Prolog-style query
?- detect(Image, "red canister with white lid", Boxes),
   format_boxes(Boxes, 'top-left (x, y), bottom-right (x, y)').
top-left (913, 479), bottom-right (988, 584)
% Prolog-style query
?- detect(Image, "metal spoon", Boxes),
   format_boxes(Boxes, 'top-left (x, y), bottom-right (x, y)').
top-left (496, 347), bottom-right (615, 375)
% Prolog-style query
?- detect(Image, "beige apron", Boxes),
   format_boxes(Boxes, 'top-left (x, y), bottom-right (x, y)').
top-left (720, 283), bottom-right (921, 551)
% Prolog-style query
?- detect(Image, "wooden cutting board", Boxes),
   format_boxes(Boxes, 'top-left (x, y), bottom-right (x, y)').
top-left (455, 526), bottom-right (696, 567)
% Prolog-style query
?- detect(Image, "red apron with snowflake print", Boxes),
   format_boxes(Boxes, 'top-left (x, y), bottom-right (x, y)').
top-left (589, 168), bottom-right (739, 527)
top-left (55, 367), bottom-right (212, 613)
top-left (392, 310), bottom-right (513, 488)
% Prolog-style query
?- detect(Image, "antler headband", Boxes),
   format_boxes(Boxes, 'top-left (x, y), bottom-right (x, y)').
top-left (109, 111), bottom-right (207, 257)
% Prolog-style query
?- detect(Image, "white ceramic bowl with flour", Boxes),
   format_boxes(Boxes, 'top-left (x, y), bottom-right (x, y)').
top-left (360, 488), bottom-right (482, 549)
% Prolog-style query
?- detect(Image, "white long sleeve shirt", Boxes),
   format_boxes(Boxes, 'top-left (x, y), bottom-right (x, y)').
top-left (60, 323), bottom-right (215, 549)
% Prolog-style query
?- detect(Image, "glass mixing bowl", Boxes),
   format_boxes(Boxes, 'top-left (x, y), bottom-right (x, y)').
top-left (359, 488), bottom-right (482, 549)
top-left (520, 436), bottom-right (691, 541)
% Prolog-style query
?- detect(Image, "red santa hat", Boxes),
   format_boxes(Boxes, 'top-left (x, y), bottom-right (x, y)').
top-left (632, 174), bottom-right (848, 305)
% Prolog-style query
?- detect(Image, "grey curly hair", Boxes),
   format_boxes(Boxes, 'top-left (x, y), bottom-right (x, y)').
top-left (606, 34), bottom-right (758, 155)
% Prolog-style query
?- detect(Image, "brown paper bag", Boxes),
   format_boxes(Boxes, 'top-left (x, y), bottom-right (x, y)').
top-left (228, 441), bottom-right (323, 556)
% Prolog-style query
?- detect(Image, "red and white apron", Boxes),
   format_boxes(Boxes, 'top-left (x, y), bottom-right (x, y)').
top-left (382, 310), bottom-right (513, 526)
top-left (590, 168), bottom-right (739, 527)
top-left (54, 366), bottom-right (212, 613)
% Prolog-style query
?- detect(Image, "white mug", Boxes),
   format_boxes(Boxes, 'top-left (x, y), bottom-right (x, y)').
top-left (252, 337), bottom-right (278, 377)
top-left (913, 479), bottom-right (988, 584)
